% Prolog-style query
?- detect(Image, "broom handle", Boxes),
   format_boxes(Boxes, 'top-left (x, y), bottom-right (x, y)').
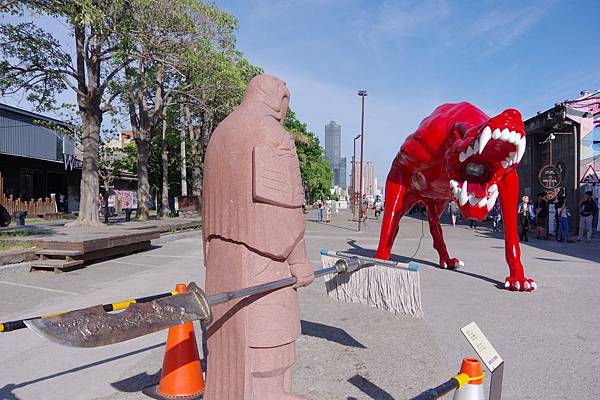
top-left (207, 264), bottom-right (341, 306)
top-left (321, 249), bottom-right (419, 272)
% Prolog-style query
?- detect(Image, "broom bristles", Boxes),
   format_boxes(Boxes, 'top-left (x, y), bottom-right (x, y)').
top-left (322, 255), bottom-right (423, 318)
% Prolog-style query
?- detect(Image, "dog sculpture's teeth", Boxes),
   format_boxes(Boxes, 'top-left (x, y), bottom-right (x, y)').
top-left (516, 136), bottom-right (526, 163)
top-left (460, 125), bottom-right (525, 165)
top-left (479, 126), bottom-right (491, 154)
top-left (459, 181), bottom-right (469, 206)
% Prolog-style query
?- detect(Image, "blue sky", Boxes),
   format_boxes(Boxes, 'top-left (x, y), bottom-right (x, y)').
top-left (216, 0), bottom-right (600, 182)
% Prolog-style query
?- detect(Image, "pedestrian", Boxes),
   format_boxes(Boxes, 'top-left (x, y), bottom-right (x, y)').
top-left (556, 196), bottom-right (572, 242)
top-left (448, 200), bottom-right (459, 227)
top-left (577, 190), bottom-right (597, 242)
top-left (316, 196), bottom-right (324, 222)
top-left (535, 192), bottom-right (549, 239)
top-left (58, 193), bottom-right (66, 212)
top-left (518, 195), bottom-right (532, 242)
top-left (325, 201), bottom-right (332, 223)
top-left (490, 202), bottom-right (502, 232)
top-left (333, 198), bottom-right (338, 215)
top-left (361, 195), bottom-right (369, 222)
top-left (374, 200), bottom-right (383, 219)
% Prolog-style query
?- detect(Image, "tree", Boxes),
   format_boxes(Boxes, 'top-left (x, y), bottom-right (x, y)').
top-left (122, 0), bottom-right (237, 219)
top-left (182, 50), bottom-right (262, 195)
top-left (284, 110), bottom-right (333, 203)
top-left (0, 1), bottom-right (134, 226)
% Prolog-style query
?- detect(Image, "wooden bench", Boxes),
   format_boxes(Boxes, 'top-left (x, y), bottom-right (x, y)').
top-left (41, 212), bottom-right (65, 220)
top-left (29, 229), bottom-right (159, 273)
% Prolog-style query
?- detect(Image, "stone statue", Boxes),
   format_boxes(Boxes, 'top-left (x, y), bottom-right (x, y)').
top-left (202, 74), bottom-right (314, 399)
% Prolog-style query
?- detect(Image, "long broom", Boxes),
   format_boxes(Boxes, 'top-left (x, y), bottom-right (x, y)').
top-left (321, 249), bottom-right (423, 318)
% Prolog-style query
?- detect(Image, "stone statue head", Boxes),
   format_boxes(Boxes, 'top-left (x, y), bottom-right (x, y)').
top-left (243, 75), bottom-right (290, 125)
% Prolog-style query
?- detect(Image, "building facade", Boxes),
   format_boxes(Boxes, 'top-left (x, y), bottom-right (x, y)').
top-left (365, 161), bottom-right (375, 196)
top-left (518, 90), bottom-right (600, 232)
top-left (0, 103), bottom-right (82, 212)
top-left (324, 121), bottom-right (347, 189)
top-left (350, 161), bottom-right (379, 197)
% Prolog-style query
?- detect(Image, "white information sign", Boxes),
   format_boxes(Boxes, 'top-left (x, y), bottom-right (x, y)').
top-left (461, 321), bottom-right (503, 372)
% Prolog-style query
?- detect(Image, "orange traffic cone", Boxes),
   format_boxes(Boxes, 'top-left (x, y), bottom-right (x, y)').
top-left (143, 284), bottom-right (205, 399)
top-left (452, 358), bottom-right (485, 400)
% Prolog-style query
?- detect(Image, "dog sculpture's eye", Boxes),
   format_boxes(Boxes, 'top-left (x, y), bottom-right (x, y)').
top-left (466, 163), bottom-right (485, 177)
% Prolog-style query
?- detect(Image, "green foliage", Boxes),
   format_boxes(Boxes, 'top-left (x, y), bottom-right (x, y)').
top-left (0, 22), bottom-right (70, 110)
top-left (117, 110), bottom-right (192, 196)
top-left (0, 1), bottom-right (329, 211)
top-left (284, 109), bottom-right (333, 203)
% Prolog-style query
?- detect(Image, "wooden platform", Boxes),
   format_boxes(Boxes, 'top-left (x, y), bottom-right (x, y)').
top-left (2, 217), bottom-right (201, 273)
top-left (27, 227), bottom-right (159, 273)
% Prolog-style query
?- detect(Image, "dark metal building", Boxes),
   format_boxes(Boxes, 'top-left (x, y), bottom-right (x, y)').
top-left (0, 103), bottom-right (81, 211)
top-left (518, 90), bottom-right (600, 232)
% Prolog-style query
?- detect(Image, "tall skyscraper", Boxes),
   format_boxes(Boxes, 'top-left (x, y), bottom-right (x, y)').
top-left (324, 121), bottom-right (347, 189)
top-left (324, 121), bottom-right (341, 163)
top-left (339, 157), bottom-right (347, 189)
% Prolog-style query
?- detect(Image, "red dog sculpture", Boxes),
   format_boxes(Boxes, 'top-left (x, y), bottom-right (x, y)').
top-left (375, 102), bottom-right (536, 291)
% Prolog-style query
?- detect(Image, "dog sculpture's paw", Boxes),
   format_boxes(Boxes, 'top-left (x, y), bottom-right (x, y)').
top-left (440, 258), bottom-right (464, 269)
top-left (504, 276), bottom-right (537, 291)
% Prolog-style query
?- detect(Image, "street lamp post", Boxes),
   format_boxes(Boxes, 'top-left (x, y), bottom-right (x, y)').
top-left (358, 90), bottom-right (367, 232)
top-left (352, 134), bottom-right (361, 217)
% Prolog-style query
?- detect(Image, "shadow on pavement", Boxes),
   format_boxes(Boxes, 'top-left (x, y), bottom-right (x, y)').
top-left (347, 374), bottom-right (395, 400)
top-left (301, 320), bottom-right (366, 349)
top-left (344, 240), bottom-right (439, 269)
top-left (0, 342), bottom-right (165, 399)
top-left (446, 268), bottom-right (505, 289)
top-left (111, 371), bottom-right (161, 393)
top-left (475, 227), bottom-right (600, 265)
top-left (344, 239), bottom-right (507, 288)
top-left (306, 219), bottom-right (358, 232)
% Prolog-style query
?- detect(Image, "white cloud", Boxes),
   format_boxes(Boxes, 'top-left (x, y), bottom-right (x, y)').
top-left (359, 0), bottom-right (450, 48)
top-left (467, 1), bottom-right (557, 55)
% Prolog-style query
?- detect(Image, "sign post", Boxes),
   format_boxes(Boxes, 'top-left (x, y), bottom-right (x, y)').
top-left (461, 321), bottom-right (504, 400)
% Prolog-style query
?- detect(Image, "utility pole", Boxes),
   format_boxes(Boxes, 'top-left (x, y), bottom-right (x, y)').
top-left (352, 134), bottom-right (360, 218)
top-left (358, 90), bottom-right (367, 232)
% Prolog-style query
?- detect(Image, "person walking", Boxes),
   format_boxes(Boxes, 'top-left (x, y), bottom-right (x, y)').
top-left (577, 191), bottom-right (598, 242)
top-left (316, 196), bottom-right (324, 222)
top-left (361, 195), bottom-right (369, 222)
top-left (374, 200), bottom-right (383, 219)
top-left (325, 200), bottom-right (332, 223)
top-left (556, 196), bottom-right (572, 242)
top-left (448, 200), bottom-right (459, 227)
top-left (518, 195), bottom-right (532, 242)
top-left (535, 192), bottom-right (549, 239)
top-left (490, 202), bottom-right (502, 232)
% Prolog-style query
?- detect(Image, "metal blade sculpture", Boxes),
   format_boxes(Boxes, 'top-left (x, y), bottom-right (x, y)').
top-left (25, 258), bottom-right (360, 348)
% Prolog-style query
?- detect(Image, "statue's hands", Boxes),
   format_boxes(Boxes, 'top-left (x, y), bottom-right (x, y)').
top-left (290, 262), bottom-right (315, 289)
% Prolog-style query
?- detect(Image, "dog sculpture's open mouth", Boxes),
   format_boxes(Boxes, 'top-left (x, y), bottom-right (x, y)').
top-left (449, 110), bottom-right (526, 217)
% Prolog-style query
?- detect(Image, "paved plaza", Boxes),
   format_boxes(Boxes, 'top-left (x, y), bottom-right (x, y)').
top-left (0, 210), bottom-right (599, 399)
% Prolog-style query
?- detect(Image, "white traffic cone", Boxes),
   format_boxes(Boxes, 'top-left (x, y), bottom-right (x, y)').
top-left (453, 358), bottom-right (485, 400)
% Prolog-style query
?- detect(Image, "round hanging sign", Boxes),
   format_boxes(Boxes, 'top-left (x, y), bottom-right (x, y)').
top-left (538, 164), bottom-right (562, 189)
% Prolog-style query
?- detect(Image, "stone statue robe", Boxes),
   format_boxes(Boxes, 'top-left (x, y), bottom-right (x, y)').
top-left (202, 75), bottom-right (310, 399)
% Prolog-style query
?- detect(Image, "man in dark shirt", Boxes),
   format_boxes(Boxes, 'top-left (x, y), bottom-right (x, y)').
top-left (578, 191), bottom-right (598, 242)
top-left (535, 192), bottom-right (549, 239)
